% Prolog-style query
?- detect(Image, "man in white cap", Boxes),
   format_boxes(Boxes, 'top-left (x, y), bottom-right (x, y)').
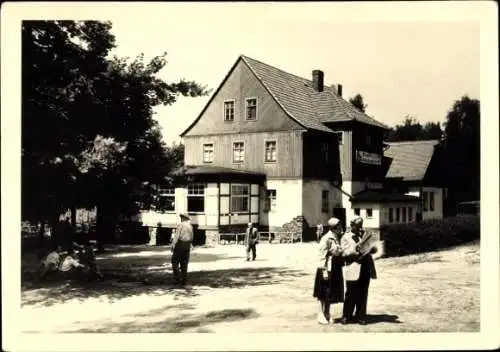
top-left (245, 222), bottom-right (259, 261)
top-left (340, 216), bottom-right (377, 325)
top-left (171, 213), bottom-right (194, 285)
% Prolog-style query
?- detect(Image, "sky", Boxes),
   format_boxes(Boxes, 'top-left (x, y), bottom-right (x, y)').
top-left (103, 3), bottom-right (481, 145)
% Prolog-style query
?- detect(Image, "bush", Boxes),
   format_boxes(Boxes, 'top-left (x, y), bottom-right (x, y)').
top-left (380, 215), bottom-right (480, 257)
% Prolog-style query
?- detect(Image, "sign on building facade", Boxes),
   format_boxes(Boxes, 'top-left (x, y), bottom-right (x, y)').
top-left (356, 150), bottom-right (382, 165)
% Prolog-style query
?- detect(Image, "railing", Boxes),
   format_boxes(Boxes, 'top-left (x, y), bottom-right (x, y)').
top-left (217, 231), bottom-right (302, 245)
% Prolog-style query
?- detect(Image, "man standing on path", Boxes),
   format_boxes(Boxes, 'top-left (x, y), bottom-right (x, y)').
top-left (245, 222), bottom-right (258, 261)
top-left (171, 213), bottom-right (194, 286)
top-left (340, 216), bottom-right (377, 325)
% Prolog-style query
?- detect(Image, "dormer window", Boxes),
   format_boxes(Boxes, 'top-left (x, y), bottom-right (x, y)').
top-left (224, 100), bottom-right (235, 121)
top-left (245, 98), bottom-right (257, 120)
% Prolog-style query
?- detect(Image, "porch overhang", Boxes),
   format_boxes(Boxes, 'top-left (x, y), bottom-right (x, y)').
top-left (171, 165), bottom-right (266, 185)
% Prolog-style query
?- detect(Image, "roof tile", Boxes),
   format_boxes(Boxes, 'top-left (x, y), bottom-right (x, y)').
top-left (384, 140), bottom-right (440, 181)
top-left (241, 55), bottom-right (390, 131)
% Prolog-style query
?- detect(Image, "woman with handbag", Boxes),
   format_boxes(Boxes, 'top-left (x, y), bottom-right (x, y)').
top-left (312, 217), bottom-right (345, 324)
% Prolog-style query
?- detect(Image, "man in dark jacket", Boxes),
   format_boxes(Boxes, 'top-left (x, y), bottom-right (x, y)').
top-left (340, 217), bottom-right (377, 325)
top-left (245, 222), bottom-right (258, 261)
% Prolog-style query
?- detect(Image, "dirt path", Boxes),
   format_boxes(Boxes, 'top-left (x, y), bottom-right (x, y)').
top-left (21, 242), bottom-right (480, 333)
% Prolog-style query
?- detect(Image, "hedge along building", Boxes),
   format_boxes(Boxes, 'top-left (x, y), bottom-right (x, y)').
top-left (139, 55), bottom-right (421, 245)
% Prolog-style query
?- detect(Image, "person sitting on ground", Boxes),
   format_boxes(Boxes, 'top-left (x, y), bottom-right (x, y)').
top-left (37, 245), bottom-right (64, 280)
top-left (59, 248), bottom-right (85, 273)
top-left (77, 242), bottom-right (104, 281)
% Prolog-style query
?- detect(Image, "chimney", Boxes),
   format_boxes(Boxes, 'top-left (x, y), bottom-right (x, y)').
top-left (312, 70), bottom-right (324, 92)
top-left (337, 84), bottom-right (343, 97)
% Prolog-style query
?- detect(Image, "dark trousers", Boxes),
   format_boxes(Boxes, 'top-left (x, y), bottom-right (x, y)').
top-left (171, 241), bottom-right (191, 284)
top-left (343, 275), bottom-right (371, 320)
top-left (246, 243), bottom-right (256, 260)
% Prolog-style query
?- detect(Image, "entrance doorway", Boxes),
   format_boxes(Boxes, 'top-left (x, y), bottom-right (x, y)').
top-left (332, 207), bottom-right (346, 232)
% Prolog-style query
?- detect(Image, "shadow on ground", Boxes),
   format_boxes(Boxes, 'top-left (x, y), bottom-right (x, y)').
top-left (21, 266), bottom-right (308, 307)
top-left (364, 314), bottom-right (402, 325)
top-left (63, 307), bottom-right (258, 333)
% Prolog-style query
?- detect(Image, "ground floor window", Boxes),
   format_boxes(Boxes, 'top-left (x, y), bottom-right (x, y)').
top-left (366, 208), bottom-right (373, 219)
top-left (402, 207), bottom-right (407, 222)
top-left (188, 184), bottom-right (205, 212)
top-left (408, 207), bottom-right (413, 222)
top-left (354, 208), bottom-right (360, 216)
top-left (265, 189), bottom-right (277, 212)
top-left (156, 186), bottom-right (175, 212)
top-left (231, 184), bottom-right (249, 212)
top-left (388, 208), bottom-right (394, 223)
top-left (396, 207), bottom-right (401, 222)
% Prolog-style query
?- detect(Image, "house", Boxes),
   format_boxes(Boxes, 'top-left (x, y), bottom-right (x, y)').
top-left (139, 55), bottom-right (421, 244)
top-left (383, 139), bottom-right (448, 221)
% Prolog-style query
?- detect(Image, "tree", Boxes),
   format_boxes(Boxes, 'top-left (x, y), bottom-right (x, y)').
top-left (422, 121), bottom-right (443, 140)
top-left (22, 20), bottom-right (117, 241)
top-left (385, 115), bottom-right (443, 142)
top-left (385, 115), bottom-right (423, 141)
top-left (22, 20), bottom-right (209, 247)
top-left (349, 93), bottom-right (367, 112)
top-left (442, 96), bottom-right (480, 203)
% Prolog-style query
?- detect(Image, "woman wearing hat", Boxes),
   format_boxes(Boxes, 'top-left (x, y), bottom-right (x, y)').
top-left (313, 217), bottom-right (345, 325)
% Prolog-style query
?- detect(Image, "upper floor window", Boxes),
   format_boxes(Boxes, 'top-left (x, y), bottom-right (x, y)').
top-left (156, 186), bottom-right (175, 212)
top-left (321, 190), bottom-right (329, 213)
top-left (354, 208), bottom-right (360, 216)
top-left (224, 100), bottom-right (235, 121)
top-left (408, 207), bottom-right (413, 222)
top-left (321, 142), bottom-right (329, 163)
top-left (187, 184), bottom-right (205, 213)
top-left (265, 189), bottom-right (277, 212)
top-left (335, 131), bottom-right (344, 145)
top-left (388, 207), bottom-right (394, 223)
top-left (402, 207), bottom-right (407, 222)
top-left (265, 141), bottom-right (277, 162)
top-left (203, 144), bottom-right (214, 163)
top-left (365, 135), bottom-right (371, 146)
top-left (233, 142), bottom-right (245, 163)
top-left (246, 98), bottom-right (257, 120)
top-left (396, 207), bottom-right (401, 222)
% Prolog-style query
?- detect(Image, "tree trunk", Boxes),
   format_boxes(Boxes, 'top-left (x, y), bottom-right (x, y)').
top-left (71, 206), bottom-right (77, 238)
top-left (37, 220), bottom-right (46, 259)
top-left (95, 205), bottom-right (117, 252)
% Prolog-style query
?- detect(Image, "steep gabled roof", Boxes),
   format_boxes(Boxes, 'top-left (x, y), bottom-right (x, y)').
top-left (241, 55), bottom-right (390, 130)
top-left (181, 55), bottom-right (390, 137)
top-left (384, 140), bottom-right (440, 181)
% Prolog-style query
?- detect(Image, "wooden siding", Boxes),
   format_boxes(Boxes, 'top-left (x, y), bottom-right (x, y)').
top-left (184, 131), bottom-right (303, 178)
top-left (184, 59), bottom-right (304, 137)
top-left (302, 131), bottom-right (341, 182)
top-left (324, 121), bottom-right (385, 182)
top-left (324, 122), bottom-right (353, 181)
top-left (351, 123), bottom-right (386, 182)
